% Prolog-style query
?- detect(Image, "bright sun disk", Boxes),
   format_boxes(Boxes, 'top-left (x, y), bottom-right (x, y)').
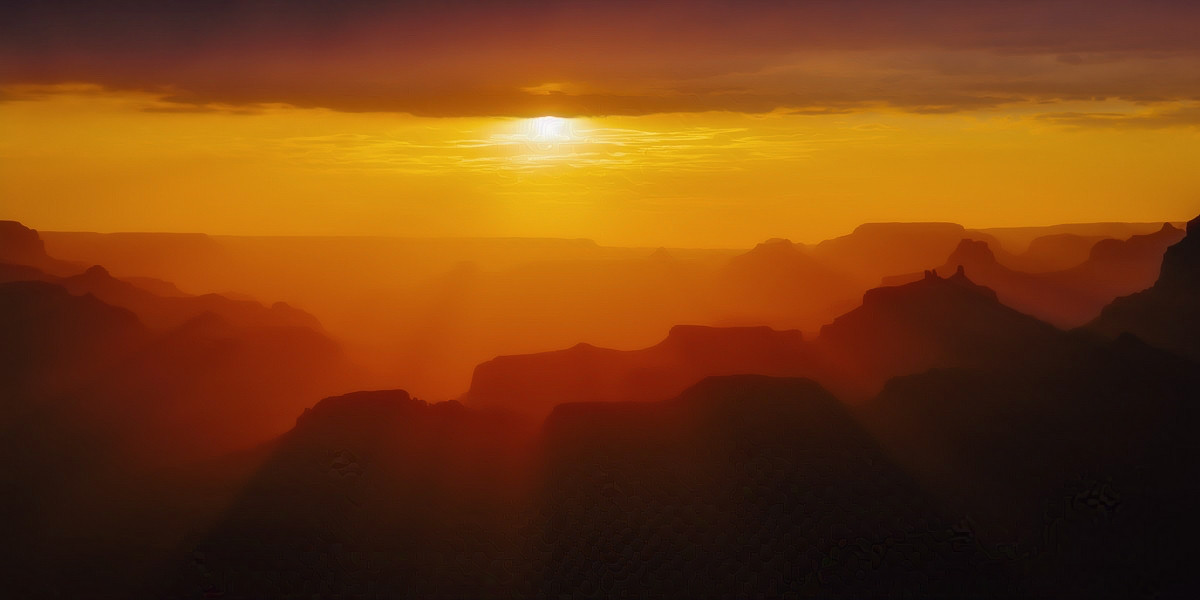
top-left (528, 116), bottom-right (574, 142)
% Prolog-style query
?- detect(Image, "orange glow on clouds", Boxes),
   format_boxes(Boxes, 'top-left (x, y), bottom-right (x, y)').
top-left (1, 84), bottom-right (1198, 247)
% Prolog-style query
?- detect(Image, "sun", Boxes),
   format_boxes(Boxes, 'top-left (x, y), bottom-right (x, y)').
top-left (496, 116), bottom-right (585, 157)
top-left (526, 116), bottom-right (575, 143)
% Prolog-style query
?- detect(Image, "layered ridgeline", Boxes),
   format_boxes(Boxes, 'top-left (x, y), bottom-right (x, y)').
top-left (467, 265), bottom-right (1072, 413)
top-left (170, 355), bottom-right (1197, 598)
top-left (32, 220), bottom-right (1173, 399)
top-left (467, 220), bottom-right (1190, 415)
top-left (1, 221), bottom-right (367, 598)
top-left (183, 217), bottom-right (1199, 597)
top-left (816, 265), bottom-right (1073, 397)
top-left (467, 324), bottom-right (822, 416)
top-left (882, 223), bottom-right (1184, 327)
top-left (4, 216), bottom-right (1199, 598)
top-left (0, 280), bottom-right (145, 404)
top-left (2, 221), bottom-right (320, 332)
top-left (0, 221), bottom-right (358, 464)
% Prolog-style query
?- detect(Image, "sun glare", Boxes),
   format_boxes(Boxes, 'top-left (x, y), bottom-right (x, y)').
top-left (523, 116), bottom-right (581, 147)
top-left (528, 116), bottom-right (572, 142)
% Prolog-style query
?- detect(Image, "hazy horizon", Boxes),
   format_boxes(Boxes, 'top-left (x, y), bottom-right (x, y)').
top-left (12, 217), bottom-right (1190, 249)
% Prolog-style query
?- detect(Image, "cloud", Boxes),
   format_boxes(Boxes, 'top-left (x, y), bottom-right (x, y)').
top-left (4, 1), bottom-right (1200, 117)
top-left (1035, 103), bottom-right (1200, 129)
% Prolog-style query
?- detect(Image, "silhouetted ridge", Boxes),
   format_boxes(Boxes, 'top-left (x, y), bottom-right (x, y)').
top-left (745, 237), bottom-right (799, 255)
top-left (1089, 214), bottom-right (1200, 359)
top-left (858, 330), bottom-right (1200, 597)
top-left (169, 389), bottom-right (534, 599)
top-left (883, 224), bottom-right (1182, 327)
top-left (811, 222), bottom-right (1013, 288)
top-left (533, 374), bottom-right (1000, 598)
top-left (818, 269), bottom-right (1062, 396)
top-left (0, 232), bottom-right (326, 334)
top-left (57, 261), bottom-right (325, 332)
top-left (727, 237), bottom-right (815, 270)
top-left (60, 263), bottom-right (144, 296)
top-left (1156, 215), bottom-right (1200, 290)
top-left (0, 221), bottom-right (81, 274)
top-left (0, 280), bottom-right (145, 400)
top-left (296, 389), bottom-right (421, 427)
top-left (881, 238), bottom-right (1001, 287)
top-left (647, 246), bottom-right (673, 261)
top-left (0, 220), bottom-right (48, 265)
top-left (1088, 221), bottom-right (1183, 262)
top-left (468, 325), bottom-right (818, 416)
top-left (0, 221), bottom-right (327, 334)
top-left (860, 265), bottom-right (998, 305)
top-left (947, 238), bottom-right (997, 266)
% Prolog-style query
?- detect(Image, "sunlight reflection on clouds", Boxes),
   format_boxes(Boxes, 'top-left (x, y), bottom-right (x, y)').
top-left (277, 124), bottom-right (821, 175)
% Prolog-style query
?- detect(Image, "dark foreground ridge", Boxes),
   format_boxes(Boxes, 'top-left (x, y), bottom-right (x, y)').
top-left (163, 376), bottom-right (1013, 598)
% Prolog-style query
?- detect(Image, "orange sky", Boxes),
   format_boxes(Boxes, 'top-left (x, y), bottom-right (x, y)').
top-left (2, 1), bottom-right (1199, 246)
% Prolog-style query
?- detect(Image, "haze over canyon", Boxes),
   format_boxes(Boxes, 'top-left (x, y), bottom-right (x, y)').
top-left (4, 1), bottom-right (1200, 598)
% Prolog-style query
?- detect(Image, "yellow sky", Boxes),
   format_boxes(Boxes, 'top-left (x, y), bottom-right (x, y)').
top-left (2, 85), bottom-right (1198, 247)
